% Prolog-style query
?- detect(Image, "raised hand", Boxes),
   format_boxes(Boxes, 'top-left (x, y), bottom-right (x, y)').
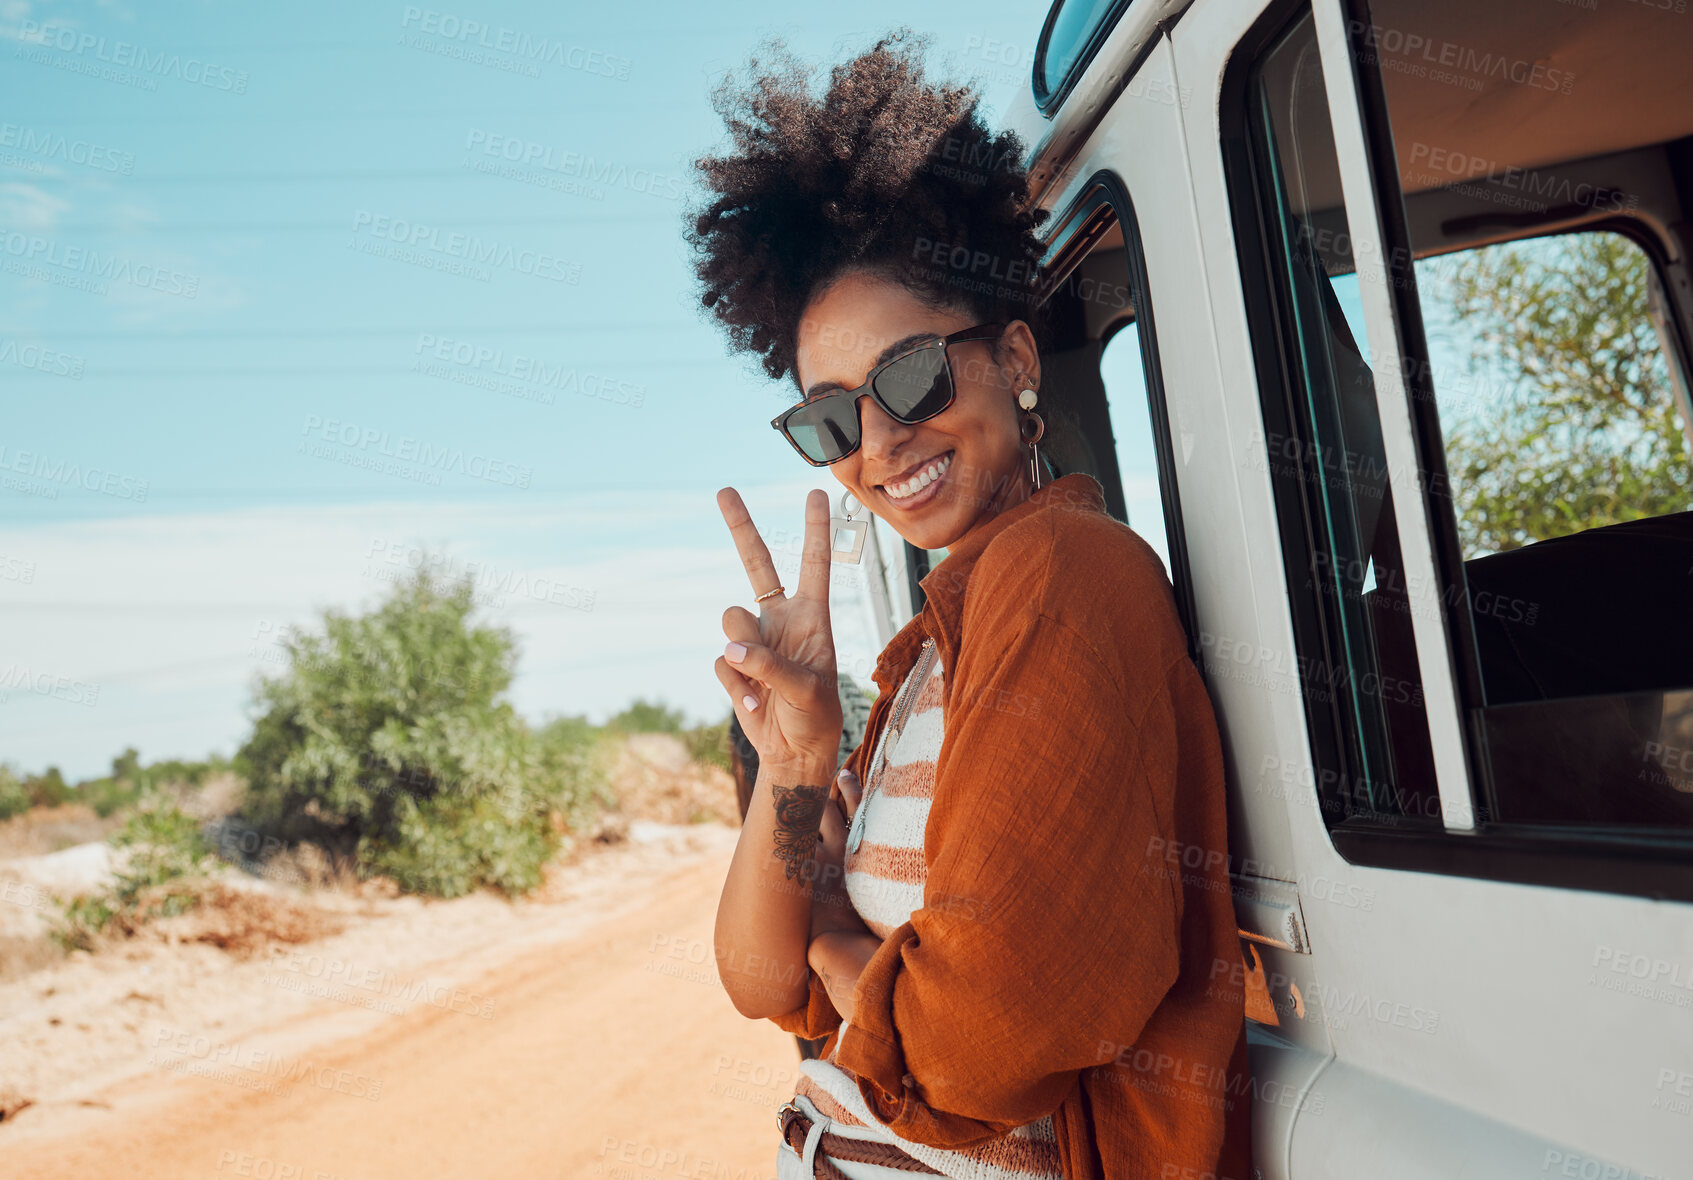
top-left (713, 486), bottom-right (845, 774)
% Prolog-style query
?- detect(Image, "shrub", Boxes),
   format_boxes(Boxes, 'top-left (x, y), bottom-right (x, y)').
top-left (683, 717), bottom-right (732, 774)
top-left (73, 749), bottom-right (229, 818)
top-left (26, 767), bottom-right (72, 809)
top-left (235, 565), bottom-right (600, 898)
top-left (54, 798), bottom-right (217, 951)
top-left (607, 699), bottom-right (687, 734)
top-left (0, 767), bottom-right (28, 821)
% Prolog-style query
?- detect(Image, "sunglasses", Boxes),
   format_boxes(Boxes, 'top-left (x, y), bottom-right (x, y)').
top-left (771, 322), bottom-right (1008, 466)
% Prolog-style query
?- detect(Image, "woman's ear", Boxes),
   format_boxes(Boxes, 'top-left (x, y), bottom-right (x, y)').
top-left (1000, 319), bottom-right (1041, 394)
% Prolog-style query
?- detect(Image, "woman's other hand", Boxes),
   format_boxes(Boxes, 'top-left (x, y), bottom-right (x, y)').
top-left (810, 770), bottom-right (872, 940)
top-left (714, 487), bottom-right (845, 774)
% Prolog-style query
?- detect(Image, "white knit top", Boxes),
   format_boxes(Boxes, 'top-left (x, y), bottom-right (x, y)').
top-left (790, 648), bottom-right (1064, 1180)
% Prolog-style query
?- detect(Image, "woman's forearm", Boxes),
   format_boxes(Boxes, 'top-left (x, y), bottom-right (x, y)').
top-left (714, 754), bottom-right (838, 1019)
top-left (807, 929), bottom-right (882, 1025)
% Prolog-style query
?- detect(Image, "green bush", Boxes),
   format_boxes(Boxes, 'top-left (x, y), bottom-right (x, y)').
top-left (235, 565), bottom-right (601, 898)
top-left (537, 715), bottom-right (616, 831)
top-left (54, 799), bottom-right (217, 951)
top-left (26, 766), bottom-right (72, 809)
top-left (607, 699), bottom-right (687, 734)
top-left (73, 748), bottom-right (229, 818)
top-left (683, 717), bottom-right (732, 774)
top-left (0, 767), bottom-right (29, 821)
top-left (1, 762), bottom-right (114, 821)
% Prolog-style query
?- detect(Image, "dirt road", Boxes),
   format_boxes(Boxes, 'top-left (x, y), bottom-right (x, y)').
top-left (0, 832), bottom-right (802, 1180)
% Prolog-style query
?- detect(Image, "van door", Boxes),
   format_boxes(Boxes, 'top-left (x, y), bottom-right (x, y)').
top-left (1169, 0), bottom-right (1693, 1176)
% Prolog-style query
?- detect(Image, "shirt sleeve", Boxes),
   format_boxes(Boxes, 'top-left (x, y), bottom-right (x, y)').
top-left (832, 606), bottom-right (1186, 1147)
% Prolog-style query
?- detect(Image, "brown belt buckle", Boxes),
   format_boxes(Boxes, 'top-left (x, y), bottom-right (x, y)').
top-left (776, 1099), bottom-right (806, 1142)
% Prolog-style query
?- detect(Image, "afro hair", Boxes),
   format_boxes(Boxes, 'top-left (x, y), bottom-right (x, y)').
top-left (682, 29), bottom-right (1051, 392)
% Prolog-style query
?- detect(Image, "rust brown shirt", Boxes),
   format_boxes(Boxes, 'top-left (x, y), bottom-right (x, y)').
top-left (771, 472), bottom-right (1251, 1180)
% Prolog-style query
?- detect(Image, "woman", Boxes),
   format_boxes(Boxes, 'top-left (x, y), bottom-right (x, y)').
top-left (685, 31), bottom-right (1250, 1180)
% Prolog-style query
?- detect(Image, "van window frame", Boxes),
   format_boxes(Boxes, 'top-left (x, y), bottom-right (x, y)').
top-left (1033, 0), bottom-right (1134, 115)
top-left (1220, 0), bottom-right (1693, 902)
top-left (1037, 170), bottom-right (1201, 660)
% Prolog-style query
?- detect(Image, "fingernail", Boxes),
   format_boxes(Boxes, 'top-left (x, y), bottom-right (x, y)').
top-left (742, 694), bottom-right (759, 711)
top-left (725, 641), bottom-right (746, 663)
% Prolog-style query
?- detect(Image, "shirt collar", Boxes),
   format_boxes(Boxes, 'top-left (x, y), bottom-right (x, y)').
top-left (869, 472), bottom-right (1108, 695)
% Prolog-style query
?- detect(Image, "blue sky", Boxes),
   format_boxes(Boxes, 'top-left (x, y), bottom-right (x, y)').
top-left (0, 0), bottom-right (1064, 779)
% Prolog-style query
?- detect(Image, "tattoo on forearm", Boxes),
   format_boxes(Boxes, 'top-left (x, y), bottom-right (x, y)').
top-left (770, 783), bottom-right (827, 881)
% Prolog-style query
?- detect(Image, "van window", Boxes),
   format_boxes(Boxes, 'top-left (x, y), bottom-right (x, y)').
top-left (1101, 323), bottom-right (1171, 578)
top-left (1238, 0), bottom-right (1693, 843)
top-left (1035, 0), bottom-right (1129, 110)
top-left (1362, 0), bottom-right (1693, 833)
top-left (1401, 237), bottom-right (1693, 829)
top-left (1037, 179), bottom-right (1199, 653)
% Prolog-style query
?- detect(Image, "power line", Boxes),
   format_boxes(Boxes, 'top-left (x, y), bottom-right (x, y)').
top-left (3, 359), bottom-right (718, 376)
top-left (0, 103), bottom-right (694, 125)
top-left (24, 168), bottom-right (686, 184)
top-left (39, 213), bottom-right (679, 231)
top-left (0, 323), bottom-right (699, 339)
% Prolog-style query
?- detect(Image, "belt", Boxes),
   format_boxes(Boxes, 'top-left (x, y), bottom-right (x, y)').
top-left (778, 1100), bottom-right (944, 1178)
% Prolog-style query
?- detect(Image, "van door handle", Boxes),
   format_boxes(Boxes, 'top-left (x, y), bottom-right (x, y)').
top-left (1232, 874), bottom-right (1311, 954)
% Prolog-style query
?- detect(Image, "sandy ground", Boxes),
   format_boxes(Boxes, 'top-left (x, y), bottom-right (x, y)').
top-left (0, 815), bottom-right (804, 1179)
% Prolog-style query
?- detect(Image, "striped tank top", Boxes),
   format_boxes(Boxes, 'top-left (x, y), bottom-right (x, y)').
top-left (790, 639), bottom-right (1064, 1180)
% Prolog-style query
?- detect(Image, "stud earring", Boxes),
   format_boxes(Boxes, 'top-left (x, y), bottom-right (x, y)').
top-left (830, 490), bottom-right (868, 564)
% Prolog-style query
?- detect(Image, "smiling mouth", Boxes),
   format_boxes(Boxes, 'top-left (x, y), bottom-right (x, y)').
top-left (880, 450), bottom-right (954, 508)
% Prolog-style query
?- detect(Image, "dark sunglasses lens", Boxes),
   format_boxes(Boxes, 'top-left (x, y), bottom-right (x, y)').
top-left (785, 396), bottom-right (858, 464)
top-left (874, 347), bottom-right (952, 421)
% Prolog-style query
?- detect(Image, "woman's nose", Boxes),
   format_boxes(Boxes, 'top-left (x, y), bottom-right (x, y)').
top-left (856, 393), bottom-right (914, 461)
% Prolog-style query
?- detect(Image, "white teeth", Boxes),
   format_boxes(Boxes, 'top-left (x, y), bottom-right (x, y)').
top-left (886, 453), bottom-right (951, 501)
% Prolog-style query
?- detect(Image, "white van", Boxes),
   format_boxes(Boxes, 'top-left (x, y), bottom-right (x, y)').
top-left (794, 0), bottom-right (1693, 1176)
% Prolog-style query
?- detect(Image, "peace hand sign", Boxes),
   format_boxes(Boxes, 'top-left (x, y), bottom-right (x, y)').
top-left (713, 486), bottom-right (844, 773)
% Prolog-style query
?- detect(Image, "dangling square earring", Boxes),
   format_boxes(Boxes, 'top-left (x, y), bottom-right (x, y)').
top-left (830, 490), bottom-right (868, 564)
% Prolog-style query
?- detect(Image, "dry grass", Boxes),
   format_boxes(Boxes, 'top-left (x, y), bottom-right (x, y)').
top-left (0, 804), bottom-right (119, 860)
top-left (140, 878), bottom-right (347, 958)
top-left (605, 733), bottom-right (740, 827)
